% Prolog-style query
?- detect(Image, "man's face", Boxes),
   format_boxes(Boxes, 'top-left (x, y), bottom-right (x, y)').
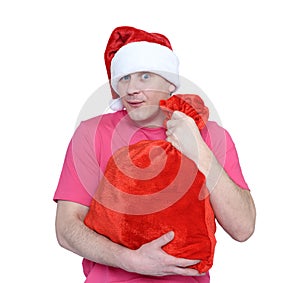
top-left (117, 72), bottom-right (175, 128)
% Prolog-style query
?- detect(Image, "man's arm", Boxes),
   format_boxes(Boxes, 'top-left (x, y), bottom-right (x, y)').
top-left (55, 200), bottom-right (202, 276)
top-left (205, 157), bottom-right (256, 241)
top-left (166, 111), bottom-right (256, 242)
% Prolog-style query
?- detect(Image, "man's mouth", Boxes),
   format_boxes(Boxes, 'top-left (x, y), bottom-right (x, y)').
top-left (126, 101), bottom-right (144, 107)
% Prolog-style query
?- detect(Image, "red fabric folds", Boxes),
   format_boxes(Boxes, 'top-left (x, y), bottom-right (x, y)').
top-left (160, 94), bottom-right (209, 130)
top-left (84, 94), bottom-right (216, 273)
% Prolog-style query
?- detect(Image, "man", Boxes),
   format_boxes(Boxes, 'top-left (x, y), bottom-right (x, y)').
top-left (54, 26), bottom-right (256, 282)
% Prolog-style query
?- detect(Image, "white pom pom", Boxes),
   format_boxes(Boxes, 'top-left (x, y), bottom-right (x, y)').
top-left (109, 98), bottom-right (124, 111)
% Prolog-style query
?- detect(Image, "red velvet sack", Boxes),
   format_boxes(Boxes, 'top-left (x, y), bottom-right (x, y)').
top-left (84, 95), bottom-right (216, 273)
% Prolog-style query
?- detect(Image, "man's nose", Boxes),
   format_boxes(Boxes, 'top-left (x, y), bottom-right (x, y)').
top-left (126, 77), bottom-right (141, 95)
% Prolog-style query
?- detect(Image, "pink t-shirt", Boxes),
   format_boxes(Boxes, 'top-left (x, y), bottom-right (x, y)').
top-left (54, 110), bottom-right (249, 283)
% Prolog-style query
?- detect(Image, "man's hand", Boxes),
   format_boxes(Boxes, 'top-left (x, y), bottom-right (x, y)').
top-left (122, 231), bottom-right (203, 276)
top-left (166, 110), bottom-right (212, 176)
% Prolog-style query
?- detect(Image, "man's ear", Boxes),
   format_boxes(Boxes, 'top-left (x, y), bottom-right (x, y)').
top-left (169, 84), bottom-right (176, 93)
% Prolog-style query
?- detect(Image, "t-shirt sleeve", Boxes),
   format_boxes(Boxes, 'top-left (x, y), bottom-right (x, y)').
top-left (202, 122), bottom-right (249, 190)
top-left (223, 131), bottom-right (249, 190)
top-left (53, 120), bottom-right (101, 206)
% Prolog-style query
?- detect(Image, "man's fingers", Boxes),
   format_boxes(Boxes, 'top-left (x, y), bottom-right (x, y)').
top-left (166, 111), bottom-right (183, 128)
top-left (173, 257), bottom-right (200, 268)
top-left (167, 111), bottom-right (192, 130)
top-left (138, 231), bottom-right (204, 277)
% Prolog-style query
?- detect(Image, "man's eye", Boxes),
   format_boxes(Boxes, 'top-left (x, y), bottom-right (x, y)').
top-left (141, 73), bottom-right (150, 80)
top-left (121, 75), bottom-right (130, 81)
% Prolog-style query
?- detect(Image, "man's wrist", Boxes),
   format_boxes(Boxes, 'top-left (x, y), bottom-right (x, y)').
top-left (198, 154), bottom-right (223, 193)
top-left (114, 245), bottom-right (135, 273)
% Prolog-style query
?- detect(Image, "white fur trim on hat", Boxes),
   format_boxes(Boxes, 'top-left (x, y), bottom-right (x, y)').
top-left (110, 41), bottom-right (180, 94)
top-left (109, 98), bottom-right (124, 111)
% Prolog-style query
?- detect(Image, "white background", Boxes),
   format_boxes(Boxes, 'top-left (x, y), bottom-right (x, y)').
top-left (1, 0), bottom-right (299, 282)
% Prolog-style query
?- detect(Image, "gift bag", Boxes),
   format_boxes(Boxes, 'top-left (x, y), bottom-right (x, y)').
top-left (84, 94), bottom-right (216, 273)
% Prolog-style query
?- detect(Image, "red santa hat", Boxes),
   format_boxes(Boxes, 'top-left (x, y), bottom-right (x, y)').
top-left (104, 26), bottom-right (180, 110)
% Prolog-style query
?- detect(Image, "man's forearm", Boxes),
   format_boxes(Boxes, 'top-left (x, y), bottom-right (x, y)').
top-left (55, 201), bottom-right (130, 270)
top-left (55, 201), bottom-right (202, 277)
top-left (204, 156), bottom-right (256, 241)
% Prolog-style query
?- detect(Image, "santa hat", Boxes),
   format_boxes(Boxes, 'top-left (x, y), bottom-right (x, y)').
top-left (104, 26), bottom-right (180, 111)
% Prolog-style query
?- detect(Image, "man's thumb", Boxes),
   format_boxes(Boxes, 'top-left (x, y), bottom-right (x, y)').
top-left (171, 110), bottom-right (186, 120)
top-left (154, 231), bottom-right (174, 247)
